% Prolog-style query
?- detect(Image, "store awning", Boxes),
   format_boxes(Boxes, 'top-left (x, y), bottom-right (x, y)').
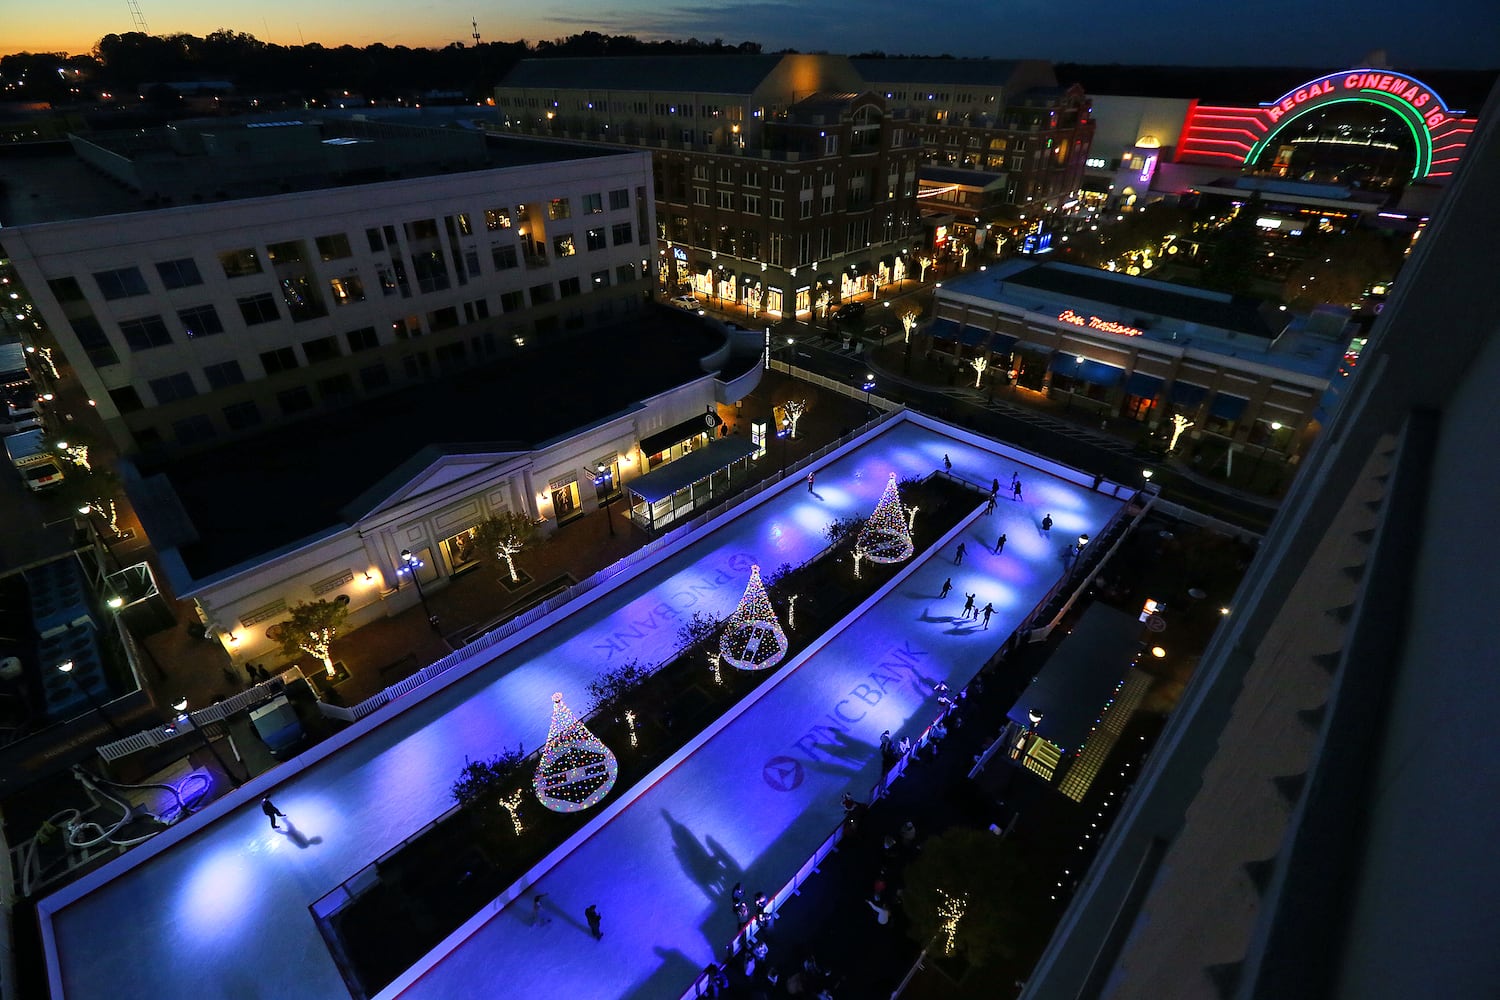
top-left (641, 412), bottom-right (721, 456)
top-left (1051, 354), bottom-right (1125, 387)
top-left (929, 318), bottom-right (961, 342)
top-left (1125, 371), bottom-right (1163, 398)
top-left (1209, 393), bottom-right (1249, 421)
top-left (959, 324), bottom-right (991, 348)
top-left (988, 333), bottom-right (1018, 355)
top-left (1169, 380), bottom-right (1209, 406)
top-left (626, 437), bottom-right (759, 504)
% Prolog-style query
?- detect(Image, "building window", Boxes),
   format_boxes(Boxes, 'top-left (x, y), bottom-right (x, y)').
top-left (109, 386), bottom-right (144, 413)
top-left (434, 341), bottom-right (466, 370)
top-left (278, 386), bottom-right (315, 415)
top-left (771, 174), bottom-right (784, 192)
top-left (173, 414), bottom-right (217, 445)
top-left (548, 198), bottom-right (571, 220)
top-left (583, 193), bottom-right (604, 214)
top-left (260, 346), bottom-right (299, 374)
top-left (530, 283), bottom-right (555, 305)
top-left (119, 315), bottom-right (173, 351)
top-left (155, 258), bottom-right (203, 289)
top-left (316, 373), bottom-right (356, 404)
top-left (609, 188), bottom-right (630, 210)
top-left (392, 315), bottom-right (421, 340)
top-left (366, 228), bottom-right (384, 252)
top-left (615, 263), bottom-right (637, 284)
top-left (718, 167), bottom-right (733, 183)
top-left (553, 234), bottom-right (577, 258)
top-left (148, 372), bottom-right (197, 404)
top-left (455, 212), bottom-right (473, 236)
top-left (745, 172), bottom-right (761, 189)
top-left (218, 248), bottom-right (263, 278)
top-left (329, 274), bottom-right (366, 305)
top-left (585, 228), bottom-right (607, 252)
top-left (694, 188), bottom-right (711, 207)
top-left (93, 267), bottom-right (149, 300)
top-left (238, 293), bottom-right (279, 326)
top-left (177, 304), bottom-right (224, 339)
top-left (48, 276), bottom-right (86, 302)
top-left (611, 221), bottom-right (633, 246)
top-left (203, 360), bottom-right (245, 389)
top-left (346, 326), bottom-right (378, 352)
top-left (441, 526), bottom-right (481, 574)
top-left (718, 191), bottom-right (734, 210)
top-left (485, 208), bottom-right (512, 230)
top-left (800, 199), bottom-right (813, 220)
top-left (770, 198), bottom-right (783, 220)
top-left (411, 250), bottom-right (450, 293)
top-left (404, 219), bottom-right (439, 242)
top-left (71, 317), bottom-right (119, 367)
top-left (559, 276), bottom-right (582, 298)
top-left (500, 290), bottom-right (525, 312)
top-left (491, 244), bottom-right (519, 270)
top-left (223, 400), bottom-right (262, 431)
top-left (315, 233), bottom-right (352, 260)
top-left (302, 335), bottom-right (341, 363)
top-left (427, 306), bottom-right (460, 331)
top-left (359, 363), bottom-right (390, 391)
top-left (744, 195), bottom-right (760, 215)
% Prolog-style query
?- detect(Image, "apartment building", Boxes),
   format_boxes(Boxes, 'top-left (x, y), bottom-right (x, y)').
top-left (0, 118), bottom-right (656, 456)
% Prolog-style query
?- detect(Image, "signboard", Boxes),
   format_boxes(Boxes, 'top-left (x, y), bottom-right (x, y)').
top-left (1058, 309), bottom-right (1142, 337)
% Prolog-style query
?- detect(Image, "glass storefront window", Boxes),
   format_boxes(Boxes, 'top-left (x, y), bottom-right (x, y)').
top-left (441, 526), bottom-right (481, 574)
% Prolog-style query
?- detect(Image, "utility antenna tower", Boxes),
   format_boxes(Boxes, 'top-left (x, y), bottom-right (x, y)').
top-left (125, 0), bottom-right (149, 33)
top-left (471, 16), bottom-right (481, 46)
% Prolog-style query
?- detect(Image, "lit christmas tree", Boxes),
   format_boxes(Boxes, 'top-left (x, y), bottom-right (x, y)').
top-left (856, 473), bottom-right (915, 564)
top-left (719, 565), bottom-right (789, 671)
top-left (533, 692), bottom-right (618, 813)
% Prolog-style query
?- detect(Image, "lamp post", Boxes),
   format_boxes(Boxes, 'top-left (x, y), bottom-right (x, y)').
top-left (400, 549), bottom-right (441, 634)
top-left (778, 416), bottom-right (791, 475)
top-left (596, 462), bottom-right (616, 538)
top-left (862, 373), bottom-right (876, 412)
top-left (57, 660), bottom-right (122, 738)
top-left (171, 697), bottom-right (242, 787)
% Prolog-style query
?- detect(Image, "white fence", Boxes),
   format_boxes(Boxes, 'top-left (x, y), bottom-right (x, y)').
top-left (95, 666), bottom-right (308, 763)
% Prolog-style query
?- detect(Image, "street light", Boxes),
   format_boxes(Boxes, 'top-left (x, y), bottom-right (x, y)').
top-left (399, 549), bottom-right (441, 634)
top-left (596, 462), bottom-right (616, 538)
top-left (170, 697), bottom-right (242, 787)
top-left (778, 416), bottom-right (791, 475)
top-left (862, 373), bottom-right (876, 411)
top-left (57, 659), bottom-right (122, 738)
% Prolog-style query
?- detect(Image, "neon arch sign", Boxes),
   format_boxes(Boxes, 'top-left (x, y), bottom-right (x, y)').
top-left (1246, 70), bottom-right (1466, 179)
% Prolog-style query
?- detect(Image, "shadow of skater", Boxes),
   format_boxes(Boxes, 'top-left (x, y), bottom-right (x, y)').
top-left (661, 809), bottom-right (744, 903)
top-left (277, 821), bottom-right (323, 849)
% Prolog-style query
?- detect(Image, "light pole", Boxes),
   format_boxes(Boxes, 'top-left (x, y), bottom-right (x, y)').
top-left (400, 549), bottom-right (441, 634)
top-left (171, 698), bottom-right (242, 787)
top-left (778, 416), bottom-right (791, 475)
top-left (596, 462), bottom-right (616, 537)
top-left (58, 660), bottom-right (122, 738)
top-left (862, 373), bottom-right (876, 412)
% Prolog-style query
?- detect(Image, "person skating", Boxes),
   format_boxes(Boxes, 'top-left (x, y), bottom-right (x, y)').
top-left (982, 603), bottom-right (995, 629)
top-left (962, 593), bottom-right (977, 619)
top-left (585, 904), bottom-right (603, 939)
top-left (995, 533), bottom-right (1007, 554)
top-left (260, 797), bottom-right (286, 830)
top-left (984, 495), bottom-right (997, 515)
top-left (992, 477), bottom-right (1000, 496)
top-left (531, 893), bottom-right (551, 926)
top-left (1013, 478), bottom-right (1023, 501)
top-left (954, 542), bottom-right (967, 565)
top-left (1042, 513), bottom-right (1053, 532)
top-left (943, 454), bottom-right (952, 473)
top-left (939, 577), bottom-right (953, 599)
top-left (807, 472), bottom-right (815, 492)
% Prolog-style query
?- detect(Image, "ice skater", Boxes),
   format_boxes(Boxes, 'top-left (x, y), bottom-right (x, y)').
top-left (954, 542), bottom-right (967, 565)
top-left (1013, 478), bottom-right (1023, 501)
top-left (807, 472), bottom-right (815, 492)
top-left (982, 603), bottom-right (995, 629)
top-left (991, 477), bottom-right (1000, 496)
top-left (531, 893), bottom-right (551, 926)
top-left (984, 495), bottom-right (997, 515)
top-left (1041, 513), bottom-right (1053, 532)
top-left (939, 577), bottom-right (952, 599)
top-left (962, 593), bottom-right (977, 619)
top-left (261, 797), bottom-right (286, 830)
top-left (943, 454), bottom-right (952, 473)
top-left (995, 533), bottom-right (1007, 554)
top-left (585, 904), bottom-right (603, 939)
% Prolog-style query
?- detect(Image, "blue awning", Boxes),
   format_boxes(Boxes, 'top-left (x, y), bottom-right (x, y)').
top-left (1169, 380), bottom-right (1209, 406)
top-left (928, 318), bottom-right (960, 342)
top-left (1209, 393), bottom-right (1249, 421)
top-left (1051, 354), bottom-right (1124, 387)
top-left (1125, 371), bottom-right (1162, 398)
top-left (959, 324), bottom-right (990, 347)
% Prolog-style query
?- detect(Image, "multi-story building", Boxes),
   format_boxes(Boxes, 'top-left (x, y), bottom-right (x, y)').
top-left (495, 54), bottom-right (926, 321)
top-left (494, 56), bottom-right (1095, 316)
top-left (0, 118), bottom-right (656, 456)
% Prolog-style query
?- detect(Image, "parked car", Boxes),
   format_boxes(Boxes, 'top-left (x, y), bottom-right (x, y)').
top-left (668, 295), bottom-right (704, 313)
top-left (832, 301), bottom-right (866, 323)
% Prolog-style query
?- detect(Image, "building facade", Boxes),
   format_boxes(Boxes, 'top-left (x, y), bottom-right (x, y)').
top-left (0, 119), bottom-right (656, 456)
top-left (928, 259), bottom-right (1350, 464)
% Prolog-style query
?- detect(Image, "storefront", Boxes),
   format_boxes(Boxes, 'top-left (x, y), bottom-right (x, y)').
top-left (548, 472), bottom-right (581, 521)
top-left (439, 526), bottom-right (482, 575)
top-left (641, 410), bottom-right (722, 470)
top-left (626, 437), bottom-right (759, 533)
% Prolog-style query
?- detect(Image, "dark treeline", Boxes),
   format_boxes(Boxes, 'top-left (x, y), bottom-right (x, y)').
top-left (0, 31), bottom-right (765, 105)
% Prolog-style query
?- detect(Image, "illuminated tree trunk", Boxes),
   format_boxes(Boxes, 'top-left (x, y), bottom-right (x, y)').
top-left (971, 356), bottom-right (989, 388)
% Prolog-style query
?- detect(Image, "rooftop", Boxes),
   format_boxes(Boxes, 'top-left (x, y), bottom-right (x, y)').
top-left (501, 55), bottom-right (792, 95)
top-left (1006, 602), bottom-right (1142, 753)
top-left (132, 312), bottom-right (727, 584)
top-left (0, 120), bottom-right (628, 227)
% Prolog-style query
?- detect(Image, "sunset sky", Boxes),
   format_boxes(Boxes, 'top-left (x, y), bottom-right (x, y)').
top-left (7, 0), bottom-right (1498, 67)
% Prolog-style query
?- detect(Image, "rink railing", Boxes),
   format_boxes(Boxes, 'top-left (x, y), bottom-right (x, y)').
top-left (94, 666), bottom-right (308, 762)
top-left (317, 397), bottom-right (906, 726)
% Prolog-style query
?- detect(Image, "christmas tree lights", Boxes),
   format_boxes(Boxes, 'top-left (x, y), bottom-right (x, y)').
top-left (784, 399), bottom-right (806, 438)
top-left (1169, 413), bottom-right (1194, 452)
top-left (499, 788), bottom-right (525, 834)
top-left (533, 692), bottom-right (618, 813)
top-left (971, 355), bottom-right (988, 387)
top-left (855, 473), bottom-right (915, 564)
top-left (719, 565), bottom-right (789, 671)
top-left (937, 889), bottom-right (967, 955)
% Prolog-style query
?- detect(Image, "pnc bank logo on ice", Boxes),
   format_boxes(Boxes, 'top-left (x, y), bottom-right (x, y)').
top-left (593, 552), bottom-right (756, 660)
top-left (764, 642), bottom-right (931, 780)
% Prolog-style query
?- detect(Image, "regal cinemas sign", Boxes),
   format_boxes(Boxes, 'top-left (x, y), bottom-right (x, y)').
top-left (1266, 71), bottom-right (1451, 128)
